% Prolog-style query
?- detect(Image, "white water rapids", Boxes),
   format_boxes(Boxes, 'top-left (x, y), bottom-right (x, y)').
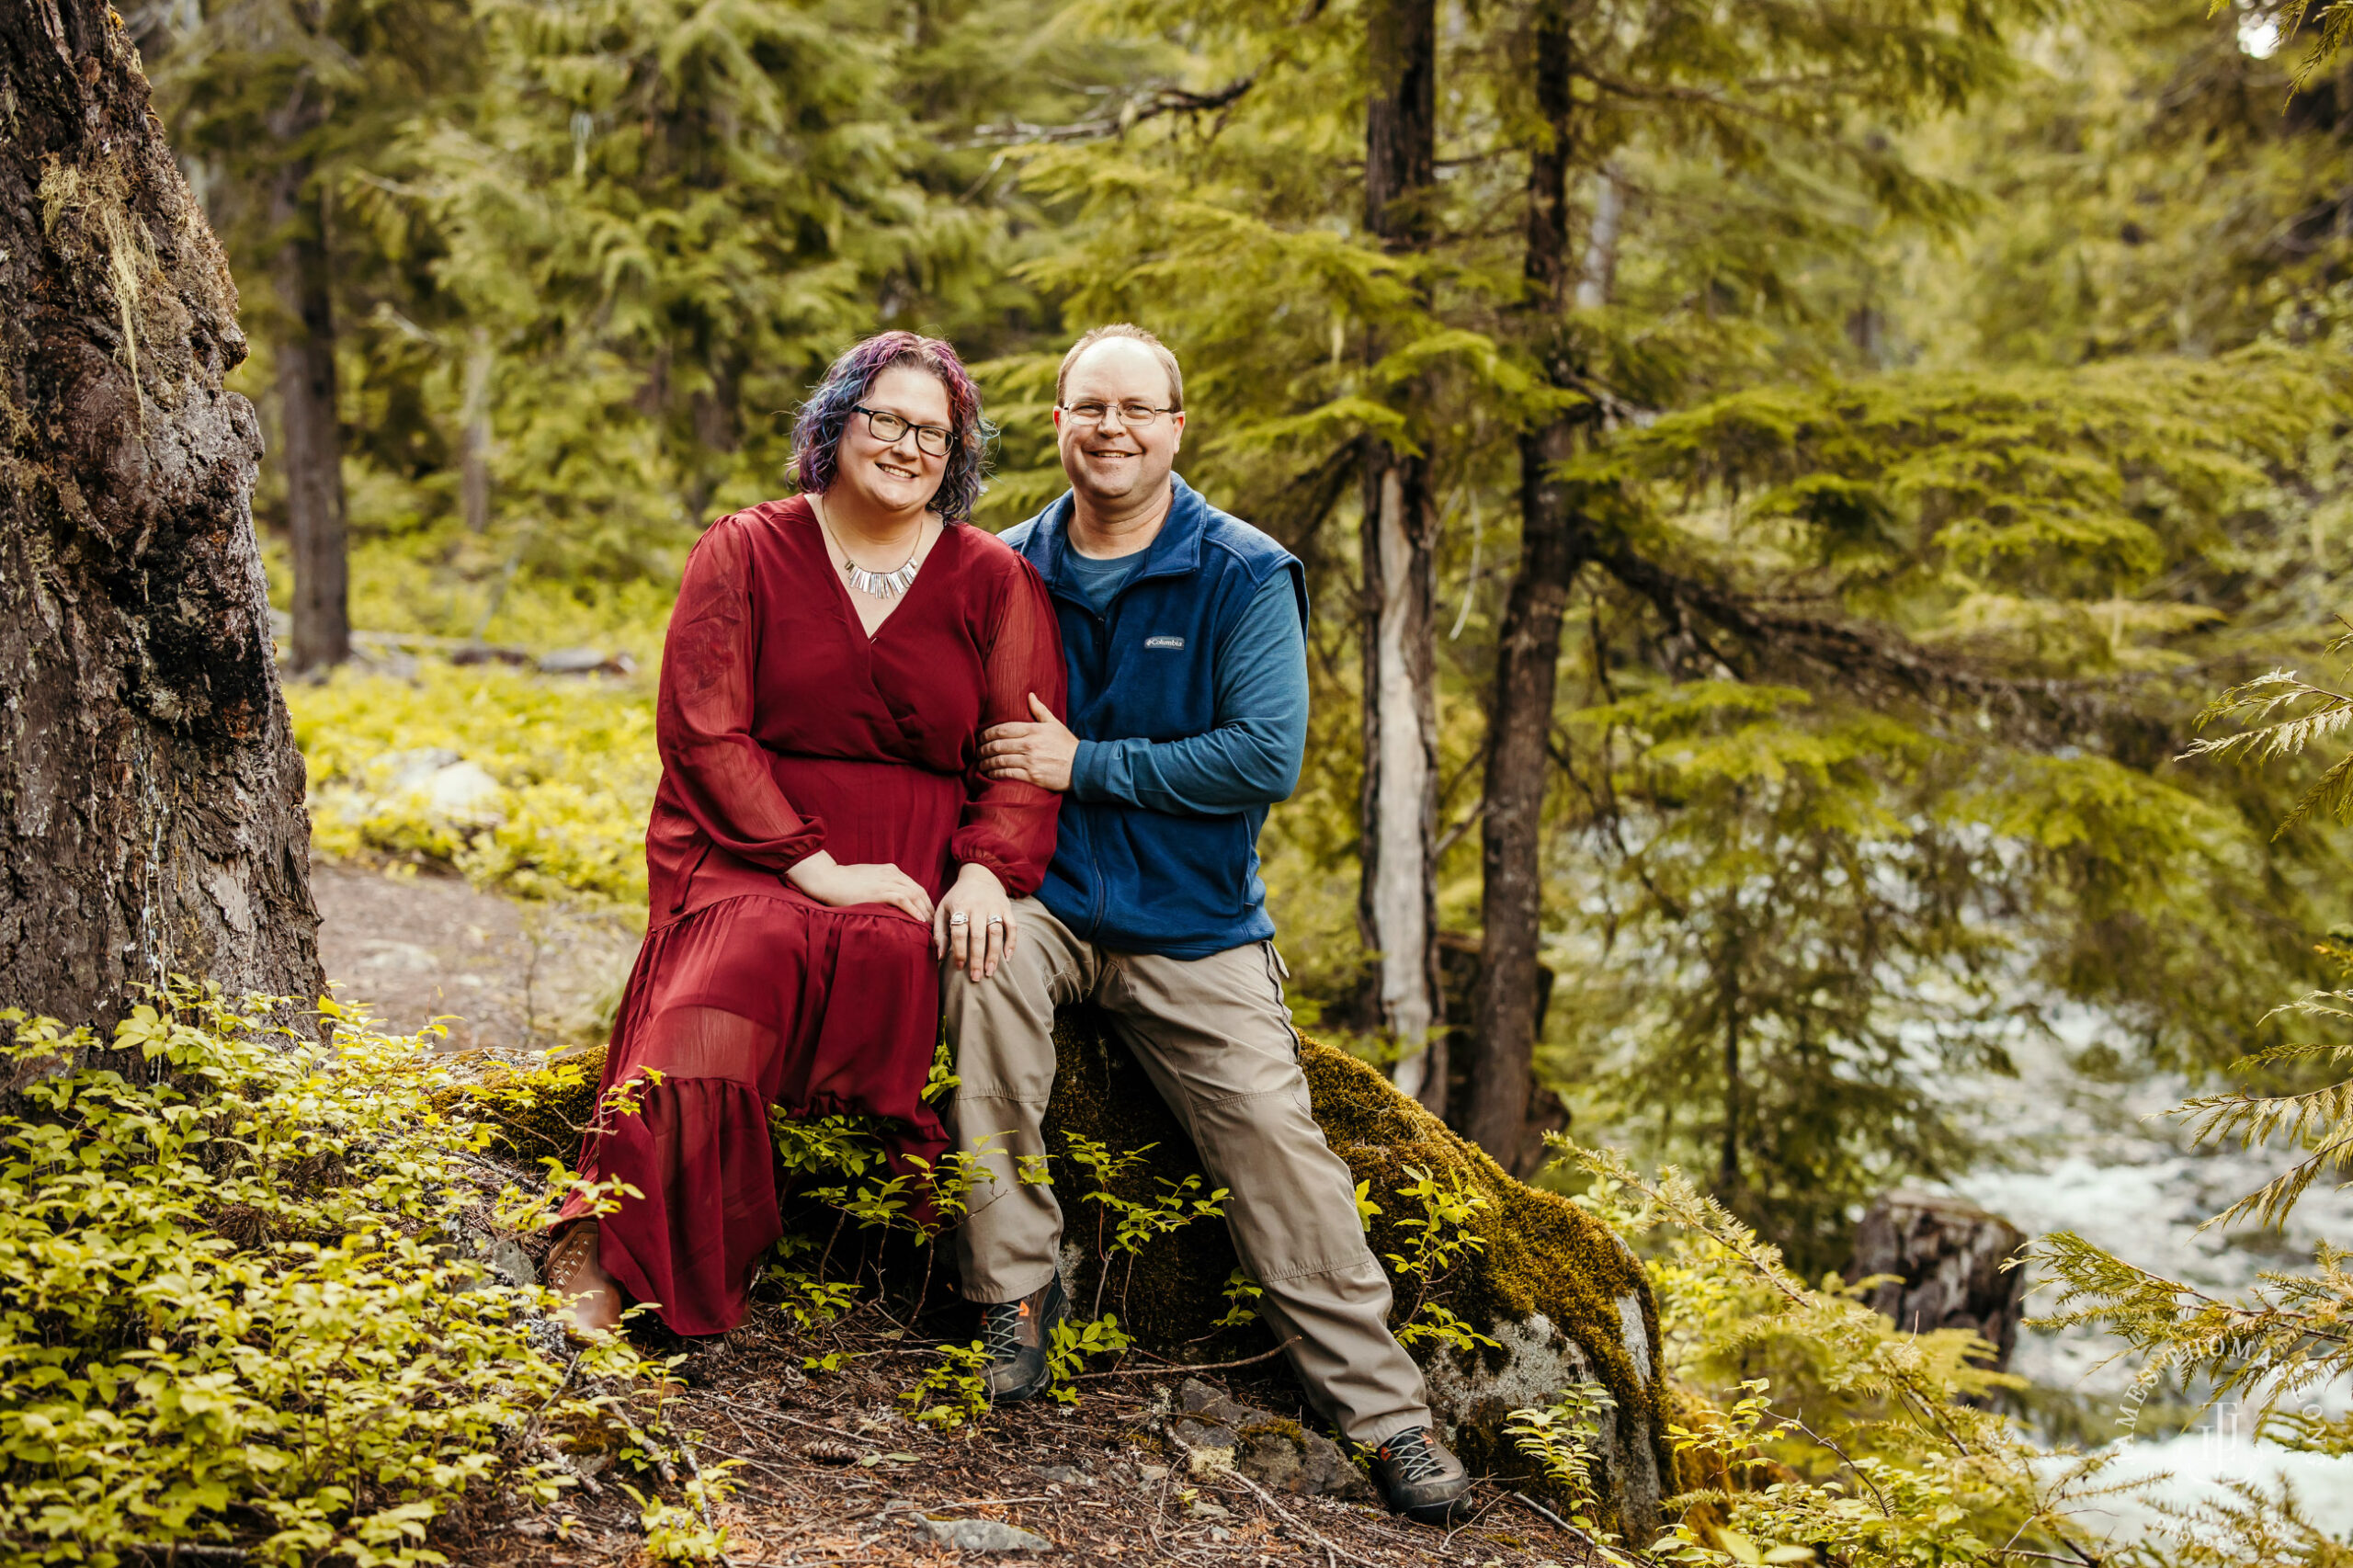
top-left (1939, 1003), bottom-right (2353, 1543)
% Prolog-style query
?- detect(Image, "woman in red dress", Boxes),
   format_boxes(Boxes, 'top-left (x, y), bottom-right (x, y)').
top-left (545, 333), bottom-right (1066, 1337)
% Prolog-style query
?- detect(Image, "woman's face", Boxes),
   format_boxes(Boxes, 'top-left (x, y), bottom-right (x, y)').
top-left (829, 363), bottom-right (954, 521)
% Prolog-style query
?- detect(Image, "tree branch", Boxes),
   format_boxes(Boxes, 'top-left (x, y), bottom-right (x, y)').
top-left (1594, 546), bottom-right (2095, 735)
top-left (961, 75), bottom-right (1258, 147)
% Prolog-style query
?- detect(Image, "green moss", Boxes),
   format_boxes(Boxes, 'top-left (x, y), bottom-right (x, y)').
top-left (449, 1044), bottom-right (606, 1165)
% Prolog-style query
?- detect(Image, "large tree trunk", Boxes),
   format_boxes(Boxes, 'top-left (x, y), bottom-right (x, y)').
top-left (267, 84), bottom-right (348, 673)
top-left (0, 0), bottom-right (323, 1029)
top-left (1361, 0), bottom-right (1445, 1111)
top-left (1465, 0), bottom-right (1589, 1171)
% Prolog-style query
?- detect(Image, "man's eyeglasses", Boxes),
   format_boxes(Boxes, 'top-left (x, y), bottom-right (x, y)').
top-left (1060, 401), bottom-right (1179, 430)
top-left (853, 405), bottom-right (954, 458)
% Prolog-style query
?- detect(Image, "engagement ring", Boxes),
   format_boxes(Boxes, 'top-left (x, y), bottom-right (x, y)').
top-left (949, 913), bottom-right (970, 926)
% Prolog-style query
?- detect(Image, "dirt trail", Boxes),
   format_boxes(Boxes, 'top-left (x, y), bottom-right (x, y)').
top-left (312, 858), bottom-right (640, 1052)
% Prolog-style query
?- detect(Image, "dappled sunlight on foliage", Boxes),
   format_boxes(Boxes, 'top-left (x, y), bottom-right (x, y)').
top-left (290, 663), bottom-right (658, 910)
top-left (0, 985), bottom-right (681, 1566)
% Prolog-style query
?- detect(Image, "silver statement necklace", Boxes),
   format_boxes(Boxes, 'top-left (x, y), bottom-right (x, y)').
top-left (814, 497), bottom-right (924, 600)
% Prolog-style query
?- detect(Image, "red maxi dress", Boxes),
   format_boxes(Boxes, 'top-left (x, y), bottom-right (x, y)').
top-left (571, 496), bottom-right (1065, 1335)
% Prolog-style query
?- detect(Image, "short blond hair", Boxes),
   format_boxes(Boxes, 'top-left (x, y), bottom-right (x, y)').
top-left (1055, 324), bottom-right (1185, 412)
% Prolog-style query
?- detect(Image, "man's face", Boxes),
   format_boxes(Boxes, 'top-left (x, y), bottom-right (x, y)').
top-left (1054, 338), bottom-right (1185, 511)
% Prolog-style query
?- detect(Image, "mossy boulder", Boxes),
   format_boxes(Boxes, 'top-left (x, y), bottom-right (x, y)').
top-left (449, 1050), bottom-right (606, 1167)
top-left (464, 1007), bottom-right (1670, 1537)
top-left (1039, 1007), bottom-right (1668, 1540)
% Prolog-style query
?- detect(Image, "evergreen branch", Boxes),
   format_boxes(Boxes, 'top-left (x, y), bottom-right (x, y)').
top-left (2224, 0), bottom-right (2353, 89)
top-left (1595, 547), bottom-right (2092, 733)
top-left (2179, 639), bottom-right (2353, 831)
top-left (2030, 1232), bottom-right (2353, 1417)
top-left (2175, 1069), bottom-right (2353, 1232)
top-left (961, 75), bottom-right (1258, 147)
top-left (2279, 746), bottom-right (2353, 835)
top-left (1566, 63), bottom-right (1889, 119)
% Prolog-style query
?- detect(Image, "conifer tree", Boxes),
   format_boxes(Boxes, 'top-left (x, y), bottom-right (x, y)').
top-left (1469, 0), bottom-right (1584, 1165)
top-left (1904, 0), bottom-right (2353, 367)
top-left (1004, 0), bottom-right (2053, 1166)
top-left (398, 0), bottom-right (1142, 574)
top-left (147, 0), bottom-right (477, 669)
top-left (1463, 0), bottom-right (2039, 1170)
top-left (1552, 349), bottom-right (2351, 1262)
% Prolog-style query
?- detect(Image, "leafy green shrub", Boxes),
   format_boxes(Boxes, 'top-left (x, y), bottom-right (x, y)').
top-left (899, 1340), bottom-right (995, 1431)
top-left (1562, 1144), bottom-right (2108, 1566)
top-left (1505, 1381), bottom-right (1621, 1542)
top-left (0, 985), bottom-right (672, 1567)
top-left (1381, 1163), bottom-right (1502, 1355)
top-left (288, 662), bottom-right (658, 908)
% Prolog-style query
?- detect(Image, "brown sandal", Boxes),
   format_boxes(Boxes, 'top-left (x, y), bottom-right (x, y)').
top-left (546, 1221), bottom-right (624, 1338)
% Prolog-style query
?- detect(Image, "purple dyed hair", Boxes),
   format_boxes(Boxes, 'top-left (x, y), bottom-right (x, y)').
top-left (790, 332), bottom-right (994, 520)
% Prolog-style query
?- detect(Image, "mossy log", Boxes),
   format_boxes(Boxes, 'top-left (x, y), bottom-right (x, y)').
top-left (471, 1006), bottom-right (1669, 1537)
top-left (1040, 1008), bottom-right (1666, 1539)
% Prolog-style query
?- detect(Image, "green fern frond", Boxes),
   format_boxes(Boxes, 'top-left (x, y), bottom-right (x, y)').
top-left (2279, 745), bottom-right (2353, 835)
top-left (2031, 1231), bottom-right (2353, 1421)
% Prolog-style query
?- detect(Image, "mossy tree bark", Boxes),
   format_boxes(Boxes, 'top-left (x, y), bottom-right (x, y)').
top-left (0, 0), bottom-right (322, 1029)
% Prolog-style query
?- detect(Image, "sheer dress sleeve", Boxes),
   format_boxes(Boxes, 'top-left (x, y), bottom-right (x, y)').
top-left (656, 518), bottom-right (825, 873)
top-left (952, 557), bottom-right (1066, 895)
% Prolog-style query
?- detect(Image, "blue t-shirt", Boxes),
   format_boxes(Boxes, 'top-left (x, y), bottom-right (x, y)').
top-left (1057, 548), bottom-right (1147, 617)
top-left (1059, 547), bottom-right (1310, 818)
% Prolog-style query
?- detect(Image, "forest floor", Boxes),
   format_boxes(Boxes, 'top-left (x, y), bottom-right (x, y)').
top-left (312, 862), bottom-right (1609, 1568)
top-left (314, 859), bottom-right (639, 1051)
top-left (428, 1288), bottom-right (1611, 1568)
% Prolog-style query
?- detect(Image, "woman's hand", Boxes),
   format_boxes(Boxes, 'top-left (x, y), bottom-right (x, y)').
top-left (934, 861), bottom-right (1016, 982)
top-left (786, 851), bottom-right (934, 924)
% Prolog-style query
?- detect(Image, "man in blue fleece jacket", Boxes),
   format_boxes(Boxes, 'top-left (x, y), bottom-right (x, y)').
top-left (944, 324), bottom-right (1468, 1524)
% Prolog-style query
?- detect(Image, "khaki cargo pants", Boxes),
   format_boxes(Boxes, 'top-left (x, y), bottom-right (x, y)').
top-left (944, 897), bottom-right (1432, 1446)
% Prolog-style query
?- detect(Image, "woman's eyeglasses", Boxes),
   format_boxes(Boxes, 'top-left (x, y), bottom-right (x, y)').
top-left (854, 405), bottom-right (954, 458)
top-left (1060, 401), bottom-right (1178, 430)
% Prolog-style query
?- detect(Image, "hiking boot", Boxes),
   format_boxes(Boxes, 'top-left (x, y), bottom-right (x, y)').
top-left (1367, 1425), bottom-right (1470, 1524)
top-left (546, 1221), bottom-right (624, 1340)
top-left (978, 1275), bottom-right (1068, 1404)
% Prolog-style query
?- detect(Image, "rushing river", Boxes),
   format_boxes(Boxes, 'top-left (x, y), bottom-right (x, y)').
top-left (1940, 1003), bottom-right (2353, 1541)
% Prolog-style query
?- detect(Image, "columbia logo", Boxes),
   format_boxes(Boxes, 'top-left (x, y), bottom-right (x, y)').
top-left (1144, 635), bottom-right (1185, 650)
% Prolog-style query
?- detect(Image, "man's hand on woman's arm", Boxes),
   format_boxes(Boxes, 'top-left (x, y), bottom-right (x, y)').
top-left (978, 694), bottom-right (1079, 793)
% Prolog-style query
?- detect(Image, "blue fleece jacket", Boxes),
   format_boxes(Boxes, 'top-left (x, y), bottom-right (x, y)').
top-left (1056, 555), bottom-right (1309, 817)
top-left (1002, 475), bottom-right (1307, 958)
